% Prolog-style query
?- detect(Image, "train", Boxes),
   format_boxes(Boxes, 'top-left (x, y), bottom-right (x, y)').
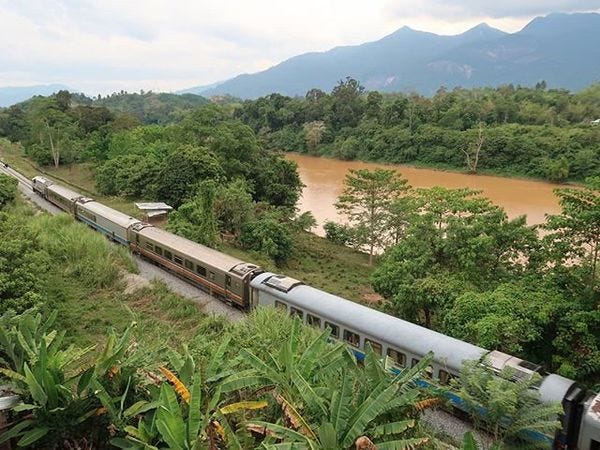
top-left (31, 175), bottom-right (600, 449)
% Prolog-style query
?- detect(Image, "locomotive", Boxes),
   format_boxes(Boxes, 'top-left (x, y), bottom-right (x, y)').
top-left (32, 175), bottom-right (600, 449)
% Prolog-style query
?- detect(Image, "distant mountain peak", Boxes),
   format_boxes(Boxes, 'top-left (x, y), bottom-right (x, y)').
top-left (182, 12), bottom-right (600, 99)
top-left (460, 22), bottom-right (506, 38)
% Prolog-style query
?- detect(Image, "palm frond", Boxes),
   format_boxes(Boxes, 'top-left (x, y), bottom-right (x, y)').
top-left (371, 420), bottom-right (416, 438)
top-left (274, 393), bottom-right (318, 441)
top-left (159, 366), bottom-right (190, 404)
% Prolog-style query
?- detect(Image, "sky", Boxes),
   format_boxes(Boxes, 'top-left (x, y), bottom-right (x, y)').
top-left (0, 0), bottom-right (599, 95)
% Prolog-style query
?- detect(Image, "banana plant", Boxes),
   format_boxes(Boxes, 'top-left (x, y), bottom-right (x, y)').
top-left (0, 309), bottom-right (139, 448)
top-left (245, 351), bottom-right (435, 449)
top-left (107, 338), bottom-right (269, 449)
top-left (239, 319), bottom-right (354, 401)
top-left (0, 311), bottom-right (97, 447)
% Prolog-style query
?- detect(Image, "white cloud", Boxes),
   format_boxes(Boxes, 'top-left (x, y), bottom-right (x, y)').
top-left (0, 0), bottom-right (598, 94)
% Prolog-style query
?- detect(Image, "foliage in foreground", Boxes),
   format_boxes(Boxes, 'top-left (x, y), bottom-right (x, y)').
top-left (0, 172), bottom-right (17, 208)
top-left (0, 309), bottom-right (435, 449)
top-left (452, 361), bottom-right (562, 446)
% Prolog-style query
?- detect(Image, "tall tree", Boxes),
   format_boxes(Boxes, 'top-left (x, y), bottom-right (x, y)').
top-left (461, 122), bottom-right (485, 173)
top-left (167, 180), bottom-right (220, 247)
top-left (331, 77), bottom-right (365, 129)
top-left (303, 120), bottom-right (326, 154)
top-left (544, 176), bottom-right (600, 293)
top-left (335, 169), bottom-right (409, 265)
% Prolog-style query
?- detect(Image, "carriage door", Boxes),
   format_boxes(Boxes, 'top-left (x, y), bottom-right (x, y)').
top-left (225, 275), bottom-right (232, 300)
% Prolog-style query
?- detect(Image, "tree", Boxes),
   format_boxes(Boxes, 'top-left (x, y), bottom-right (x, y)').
top-left (252, 156), bottom-right (303, 208)
top-left (335, 169), bottom-right (409, 265)
top-left (544, 176), bottom-right (600, 293)
top-left (444, 283), bottom-right (565, 359)
top-left (372, 187), bottom-right (538, 327)
top-left (0, 173), bottom-right (18, 208)
top-left (331, 77), bottom-right (365, 129)
top-left (244, 344), bottom-right (433, 450)
top-left (461, 122), bottom-right (485, 173)
top-left (452, 361), bottom-right (561, 446)
top-left (294, 211), bottom-right (317, 232)
top-left (365, 91), bottom-right (383, 120)
top-left (239, 217), bottom-right (293, 264)
top-left (303, 121), bottom-right (326, 154)
top-left (168, 180), bottom-right (220, 248)
top-left (156, 145), bottom-right (223, 207)
top-left (0, 311), bottom-right (137, 449)
top-left (27, 97), bottom-right (78, 168)
top-left (213, 179), bottom-right (255, 237)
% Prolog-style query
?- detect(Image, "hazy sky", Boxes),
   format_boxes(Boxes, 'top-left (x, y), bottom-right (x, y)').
top-left (1, 0), bottom-right (598, 95)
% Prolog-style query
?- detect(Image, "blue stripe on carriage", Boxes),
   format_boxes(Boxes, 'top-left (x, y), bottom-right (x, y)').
top-left (349, 348), bottom-right (552, 446)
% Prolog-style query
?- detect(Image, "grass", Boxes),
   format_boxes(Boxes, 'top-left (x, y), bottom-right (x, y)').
top-left (223, 231), bottom-right (378, 303)
top-left (1, 198), bottom-right (215, 352)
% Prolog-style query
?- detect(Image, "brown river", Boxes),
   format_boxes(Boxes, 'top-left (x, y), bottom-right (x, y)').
top-left (287, 153), bottom-right (562, 235)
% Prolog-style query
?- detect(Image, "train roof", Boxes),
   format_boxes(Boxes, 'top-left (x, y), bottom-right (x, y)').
top-left (79, 201), bottom-right (141, 228)
top-left (136, 225), bottom-right (252, 274)
top-left (251, 272), bottom-right (487, 372)
top-left (47, 183), bottom-right (86, 201)
top-left (539, 374), bottom-right (576, 404)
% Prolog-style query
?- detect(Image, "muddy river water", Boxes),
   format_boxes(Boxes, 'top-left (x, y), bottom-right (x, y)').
top-left (287, 153), bottom-right (562, 235)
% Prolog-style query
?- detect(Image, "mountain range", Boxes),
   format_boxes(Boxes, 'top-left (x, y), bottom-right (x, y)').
top-left (191, 12), bottom-right (600, 98)
top-left (0, 84), bottom-right (71, 108)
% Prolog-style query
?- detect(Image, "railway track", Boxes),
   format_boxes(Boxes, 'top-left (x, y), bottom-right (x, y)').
top-left (0, 163), bottom-right (32, 189)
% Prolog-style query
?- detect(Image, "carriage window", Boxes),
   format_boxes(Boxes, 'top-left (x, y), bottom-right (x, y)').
top-left (343, 330), bottom-right (360, 347)
top-left (424, 366), bottom-right (434, 379)
top-left (145, 242), bottom-right (153, 250)
top-left (196, 265), bottom-right (206, 277)
top-left (209, 272), bottom-right (215, 280)
top-left (307, 314), bottom-right (321, 328)
top-left (173, 255), bottom-right (183, 266)
top-left (275, 301), bottom-right (287, 311)
top-left (184, 260), bottom-right (194, 270)
top-left (387, 348), bottom-right (406, 367)
top-left (290, 307), bottom-right (303, 320)
top-left (164, 250), bottom-right (172, 261)
top-left (154, 246), bottom-right (163, 256)
top-left (439, 370), bottom-right (451, 385)
top-left (365, 339), bottom-right (382, 355)
top-left (412, 358), bottom-right (420, 368)
top-left (325, 322), bottom-right (339, 338)
top-left (226, 275), bottom-right (231, 286)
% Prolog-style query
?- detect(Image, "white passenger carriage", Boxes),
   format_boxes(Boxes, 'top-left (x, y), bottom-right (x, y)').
top-left (251, 272), bottom-right (486, 382)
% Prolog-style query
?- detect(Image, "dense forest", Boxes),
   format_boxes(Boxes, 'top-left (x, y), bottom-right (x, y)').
top-left (235, 80), bottom-right (600, 182)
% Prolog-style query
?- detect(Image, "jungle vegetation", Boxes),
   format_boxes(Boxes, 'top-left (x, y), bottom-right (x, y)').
top-left (0, 87), bottom-right (598, 386)
top-left (325, 168), bottom-right (600, 386)
top-left (0, 198), bottom-right (561, 449)
top-left (234, 79), bottom-right (600, 183)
